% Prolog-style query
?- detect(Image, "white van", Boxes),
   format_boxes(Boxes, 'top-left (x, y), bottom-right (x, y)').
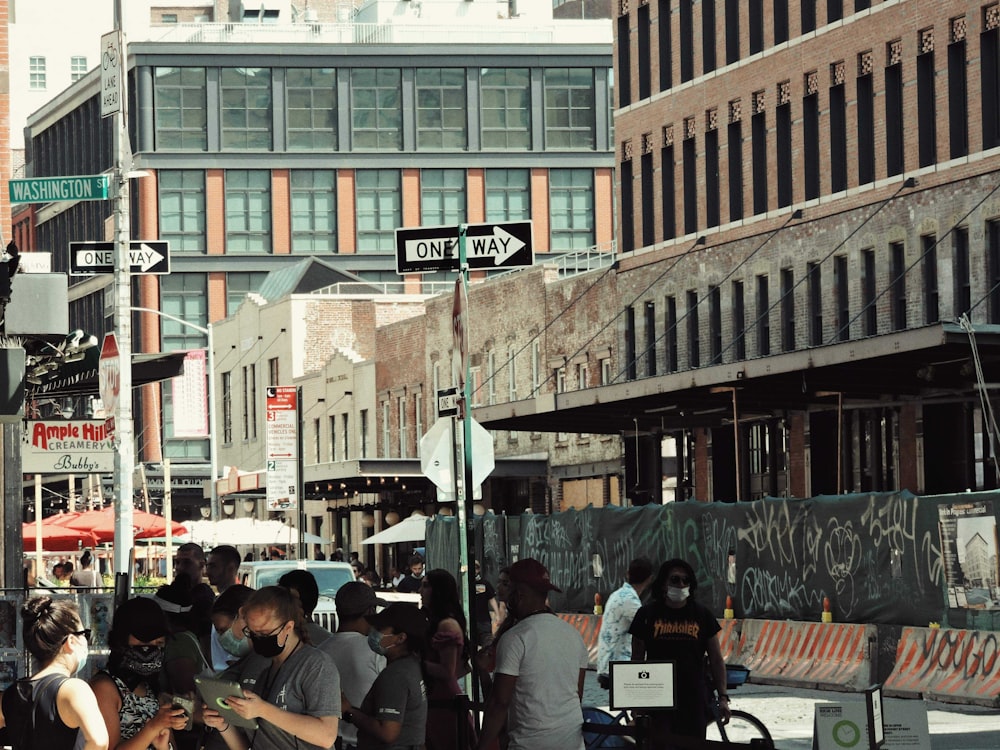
top-left (237, 560), bottom-right (354, 631)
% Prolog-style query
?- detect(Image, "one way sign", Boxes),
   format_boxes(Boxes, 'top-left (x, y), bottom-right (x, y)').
top-left (69, 240), bottom-right (171, 276)
top-left (395, 220), bottom-right (533, 274)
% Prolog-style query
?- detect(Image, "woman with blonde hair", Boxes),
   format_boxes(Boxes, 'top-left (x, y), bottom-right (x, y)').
top-left (202, 585), bottom-right (341, 750)
top-left (0, 595), bottom-right (108, 750)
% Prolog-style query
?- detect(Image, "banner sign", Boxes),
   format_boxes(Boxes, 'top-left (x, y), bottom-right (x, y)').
top-left (23, 420), bottom-right (115, 473)
top-left (171, 350), bottom-right (209, 438)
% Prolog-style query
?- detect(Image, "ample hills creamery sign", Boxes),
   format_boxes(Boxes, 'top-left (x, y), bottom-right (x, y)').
top-left (23, 420), bottom-right (115, 473)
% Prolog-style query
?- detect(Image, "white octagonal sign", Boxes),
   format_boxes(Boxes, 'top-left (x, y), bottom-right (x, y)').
top-left (420, 416), bottom-right (495, 492)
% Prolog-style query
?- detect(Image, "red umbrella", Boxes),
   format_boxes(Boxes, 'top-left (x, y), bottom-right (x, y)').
top-left (23, 522), bottom-right (98, 552)
top-left (59, 507), bottom-right (186, 544)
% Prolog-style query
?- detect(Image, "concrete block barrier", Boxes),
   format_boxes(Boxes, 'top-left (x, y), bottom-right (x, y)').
top-left (717, 618), bottom-right (739, 662)
top-left (884, 626), bottom-right (1000, 708)
top-left (735, 618), bottom-right (876, 691)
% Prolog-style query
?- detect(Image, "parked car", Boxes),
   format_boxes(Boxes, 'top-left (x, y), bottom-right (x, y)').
top-left (237, 560), bottom-right (354, 631)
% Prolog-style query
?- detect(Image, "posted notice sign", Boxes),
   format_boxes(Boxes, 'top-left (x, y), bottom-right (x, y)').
top-left (814, 700), bottom-right (929, 750)
top-left (265, 386), bottom-right (299, 511)
top-left (609, 661), bottom-right (675, 711)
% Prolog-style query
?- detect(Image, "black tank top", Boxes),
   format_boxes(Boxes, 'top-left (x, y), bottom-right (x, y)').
top-left (2, 673), bottom-right (79, 750)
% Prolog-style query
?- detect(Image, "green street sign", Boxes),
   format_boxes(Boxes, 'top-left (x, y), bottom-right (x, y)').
top-left (8, 174), bottom-right (111, 204)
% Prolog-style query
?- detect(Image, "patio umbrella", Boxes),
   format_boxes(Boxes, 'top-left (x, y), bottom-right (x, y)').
top-left (23, 522), bottom-right (98, 552)
top-left (361, 515), bottom-right (428, 545)
top-left (182, 518), bottom-right (326, 547)
top-left (59, 507), bottom-right (186, 544)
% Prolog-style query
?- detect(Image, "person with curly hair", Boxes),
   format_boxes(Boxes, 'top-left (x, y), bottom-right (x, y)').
top-left (90, 596), bottom-right (189, 750)
top-left (202, 585), bottom-right (341, 750)
top-left (420, 569), bottom-right (475, 750)
top-left (0, 596), bottom-right (108, 750)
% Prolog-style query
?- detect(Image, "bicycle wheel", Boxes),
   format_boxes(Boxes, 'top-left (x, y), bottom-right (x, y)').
top-left (705, 709), bottom-right (773, 748)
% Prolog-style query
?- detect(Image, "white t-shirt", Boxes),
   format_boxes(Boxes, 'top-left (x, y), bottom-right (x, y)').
top-left (320, 630), bottom-right (386, 745)
top-left (495, 612), bottom-right (589, 750)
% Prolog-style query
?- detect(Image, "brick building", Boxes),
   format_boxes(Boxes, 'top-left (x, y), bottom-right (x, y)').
top-left (476, 1), bottom-right (1000, 502)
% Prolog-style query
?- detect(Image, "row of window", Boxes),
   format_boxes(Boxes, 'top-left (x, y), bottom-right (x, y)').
top-left (622, 223), bottom-right (1000, 378)
top-left (619, 0), bottom-right (888, 105)
top-left (153, 65), bottom-right (611, 152)
top-left (28, 56), bottom-right (89, 90)
top-left (622, 21), bottom-right (998, 247)
top-left (160, 167), bottom-right (597, 254)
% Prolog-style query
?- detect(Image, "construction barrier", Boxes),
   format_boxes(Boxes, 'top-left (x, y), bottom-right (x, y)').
top-left (735, 618), bottom-right (876, 691)
top-left (884, 626), bottom-right (1000, 708)
top-left (717, 618), bottom-right (740, 662)
top-left (558, 612), bottom-right (602, 668)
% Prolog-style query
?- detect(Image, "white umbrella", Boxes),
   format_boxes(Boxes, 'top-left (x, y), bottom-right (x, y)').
top-left (183, 518), bottom-right (326, 547)
top-left (361, 515), bottom-right (427, 545)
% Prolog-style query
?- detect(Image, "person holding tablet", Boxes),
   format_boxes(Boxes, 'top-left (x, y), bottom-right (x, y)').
top-left (201, 586), bottom-right (340, 750)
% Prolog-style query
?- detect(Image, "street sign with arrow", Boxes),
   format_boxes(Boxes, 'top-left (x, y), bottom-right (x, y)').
top-left (69, 240), bottom-right (171, 276)
top-left (395, 220), bottom-right (533, 274)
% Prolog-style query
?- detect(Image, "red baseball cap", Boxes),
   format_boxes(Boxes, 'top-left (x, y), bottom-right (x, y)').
top-left (509, 558), bottom-right (561, 594)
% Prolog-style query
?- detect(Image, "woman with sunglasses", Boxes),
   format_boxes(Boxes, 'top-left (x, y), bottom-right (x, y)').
top-left (0, 596), bottom-right (108, 750)
top-left (628, 559), bottom-right (731, 750)
top-left (202, 585), bottom-right (340, 750)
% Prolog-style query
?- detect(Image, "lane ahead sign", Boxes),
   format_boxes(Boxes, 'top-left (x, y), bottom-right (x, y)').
top-left (69, 240), bottom-right (170, 276)
top-left (395, 220), bottom-right (533, 274)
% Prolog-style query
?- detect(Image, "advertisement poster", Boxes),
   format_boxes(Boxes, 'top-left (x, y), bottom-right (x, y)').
top-left (22, 420), bottom-right (115, 473)
top-left (938, 501), bottom-right (1000, 610)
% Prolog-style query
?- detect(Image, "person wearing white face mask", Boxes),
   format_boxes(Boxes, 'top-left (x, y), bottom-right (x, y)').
top-left (628, 559), bottom-right (731, 750)
top-left (0, 596), bottom-right (109, 750)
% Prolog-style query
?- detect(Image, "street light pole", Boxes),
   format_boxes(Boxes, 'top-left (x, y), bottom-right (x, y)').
top-left (130, 307), bottom-right (219, 522)
top-left (111, 0), bottom-right (134, 579)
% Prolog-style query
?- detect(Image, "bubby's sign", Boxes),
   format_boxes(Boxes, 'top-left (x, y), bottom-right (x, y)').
top-left (23, 420), bottom-right (115, 473)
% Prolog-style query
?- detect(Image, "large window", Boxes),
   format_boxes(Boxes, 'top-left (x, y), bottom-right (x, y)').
top-left (421, 169), bottom-right (466, 227)
top-left (291, 170), bottom-right (337, 253)
top-left (481, 68), bottom-right (531, 149)
top-left (226, 272), bottom-right (268, 316)
top-left (160, 273), bottom-right (208, 352)
top-left (351, 69), bottom-right (402, 150)
top-left (416, 68), bottom-right (467, 149)
top-left (225, 170), bottom-right (272, 253)
top-left (485, 169), bottom-right (530, 222)
top-left (29, 56), bottom-right (46, 90)
top-left (221, 67), bottom-right (272, 150)
top-left (154, 67), bottom-right (207, 150)
top-left (356, 169), bottom-right (401, 253)
top-left (71, 56), bottom-right (88, 83)
top-left (544, 68), bottom-right (596, 149)
top-left (287, 68), bottom-right (337, 150)
top-left (549, 169), bottom-right (595, 251)
top-left (159, 170), bottom-right (206, 253)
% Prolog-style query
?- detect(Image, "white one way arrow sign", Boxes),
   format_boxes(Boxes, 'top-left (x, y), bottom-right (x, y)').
top-left (69, 240), bottom-right (171, 276)
top-left (395, 220), bottom-right (534, 274)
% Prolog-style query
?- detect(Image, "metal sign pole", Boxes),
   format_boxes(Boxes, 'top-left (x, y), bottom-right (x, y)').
top-left (111, 0), bottom-right (135, 580)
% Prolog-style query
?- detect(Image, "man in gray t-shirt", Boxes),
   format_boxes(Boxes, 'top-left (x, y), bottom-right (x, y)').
top-left (357, 654), bottom-right (427, 750)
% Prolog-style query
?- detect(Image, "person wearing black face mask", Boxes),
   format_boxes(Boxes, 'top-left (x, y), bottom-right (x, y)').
top-left (90, 597), bottom-right (189, 750)
top-left (628, 559), bottom-right (731, 750)
top-left (202, 586), bottom-right (341, 750)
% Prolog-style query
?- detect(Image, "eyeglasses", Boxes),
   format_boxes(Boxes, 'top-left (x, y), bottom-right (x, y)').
top-left (243, 622), bottom-right (285, 639)
top-left (667, 575), bottom-right (691, 586)
top-left (66, 628), bottom-right (91, 642)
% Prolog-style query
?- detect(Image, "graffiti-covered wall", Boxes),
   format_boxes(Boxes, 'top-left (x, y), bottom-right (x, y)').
top-left (426, 491), bottom-right (1000, 631)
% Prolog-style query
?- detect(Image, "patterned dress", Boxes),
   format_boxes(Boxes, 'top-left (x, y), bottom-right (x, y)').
top-left (106, 673), bottom-right (160, 742)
